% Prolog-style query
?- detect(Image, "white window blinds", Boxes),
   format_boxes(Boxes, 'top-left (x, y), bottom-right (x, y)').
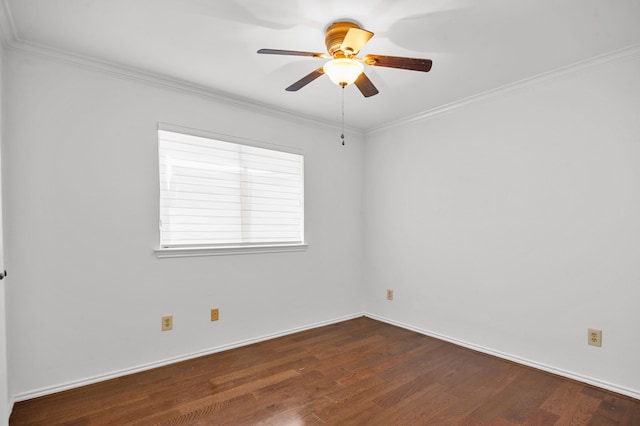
top-left (159, 130), bottom-right (304, 248)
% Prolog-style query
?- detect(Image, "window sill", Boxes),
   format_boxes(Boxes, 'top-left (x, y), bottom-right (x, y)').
top-left (154, 243), bottom-right (308, 258)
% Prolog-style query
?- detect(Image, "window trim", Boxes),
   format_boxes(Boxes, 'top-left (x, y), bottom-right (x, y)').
top-left (154, 243), bottom-right (308, 258)
top-left (155, 123), bottom-right (306, 257)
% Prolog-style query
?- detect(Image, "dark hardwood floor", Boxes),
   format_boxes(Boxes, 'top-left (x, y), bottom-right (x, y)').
top-left (10, 317), bottom-right (640, 425)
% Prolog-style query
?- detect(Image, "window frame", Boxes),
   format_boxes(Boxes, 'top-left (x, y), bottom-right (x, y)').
top-left (154, 123), bottom-right (307, 258)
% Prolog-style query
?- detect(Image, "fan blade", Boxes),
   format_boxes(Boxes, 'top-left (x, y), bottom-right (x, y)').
top-left (341, 28), bottom-right (374, 55)
top-left (364, 54), bottom-right (433, 72)
top-left (285, 67), bottom-right (325, 91)
top-left (354, 73), bottom-right (379, 97)
top-left (258, 49), bottom-right (326, 58)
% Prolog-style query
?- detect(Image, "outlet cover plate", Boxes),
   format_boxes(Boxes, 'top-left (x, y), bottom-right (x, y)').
top-left (588, 328), bottom-right (602, 347)
top-left (162, 315), bottom-right (173, 331)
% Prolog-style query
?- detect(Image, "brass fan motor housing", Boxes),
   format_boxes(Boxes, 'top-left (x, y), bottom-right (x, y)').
top-left (325, 21), bottom-right (361, 57)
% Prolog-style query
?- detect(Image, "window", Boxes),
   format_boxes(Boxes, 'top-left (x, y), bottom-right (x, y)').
top-left (157, 127), bottom-right (304, 255)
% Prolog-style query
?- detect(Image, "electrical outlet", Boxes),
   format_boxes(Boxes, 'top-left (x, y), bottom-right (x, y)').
top-left (210, 308), bottom-right (219, 321)
top-left (588, 328), bottom-right (602, 347)
top-left (162, 315), bottom-right (173, 331)
top-left (387, 289), bottom-right (394, 300)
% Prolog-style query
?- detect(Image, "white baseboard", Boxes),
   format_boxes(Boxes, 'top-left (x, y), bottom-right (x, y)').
top-left (11, 312), bottom-right (365, 404)
top-left (365, 313), bottom-right (640, 401)
top-left (11, 311), bottom-right (639, 407)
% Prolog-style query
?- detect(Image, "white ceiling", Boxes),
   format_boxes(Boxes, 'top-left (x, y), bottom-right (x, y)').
top-left (3, 0), bottom-right (640, 131)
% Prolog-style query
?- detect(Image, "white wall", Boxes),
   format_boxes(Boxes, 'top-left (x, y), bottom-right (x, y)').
top-left (0, 40), bottom-right (9, 425)
top-left (364, 54), bottom-right (640, 397)
top-left (3, 50), bottom-right (365, 398)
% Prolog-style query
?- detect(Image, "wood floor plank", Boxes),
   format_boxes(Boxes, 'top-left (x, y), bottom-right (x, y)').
top-left (556, 392), bottom-right (601, 425)
top-left (10, 317), bottom-right (640, 425)
top-left (592, 393), bottom-right (633, 424)
top-left (428, 366), bottom-right (521, 423)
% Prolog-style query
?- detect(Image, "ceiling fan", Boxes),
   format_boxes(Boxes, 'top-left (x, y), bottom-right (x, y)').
top-left (258, 21), bottom-right (433, 97)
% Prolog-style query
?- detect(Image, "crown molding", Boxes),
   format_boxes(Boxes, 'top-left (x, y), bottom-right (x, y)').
top-left (0, 16), bottom-right (363, 136)
top-left (367, 42), bottom-right (640, 135)
top-left (2, 0), bottom-right (639, 137)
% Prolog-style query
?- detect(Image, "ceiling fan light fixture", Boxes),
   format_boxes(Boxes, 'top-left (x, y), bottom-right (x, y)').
top-left (323, 58), bottom-right (364, 87)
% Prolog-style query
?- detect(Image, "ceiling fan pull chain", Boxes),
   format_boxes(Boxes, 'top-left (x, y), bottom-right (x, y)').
top-left (341, 86), bottom-right (345, 146)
